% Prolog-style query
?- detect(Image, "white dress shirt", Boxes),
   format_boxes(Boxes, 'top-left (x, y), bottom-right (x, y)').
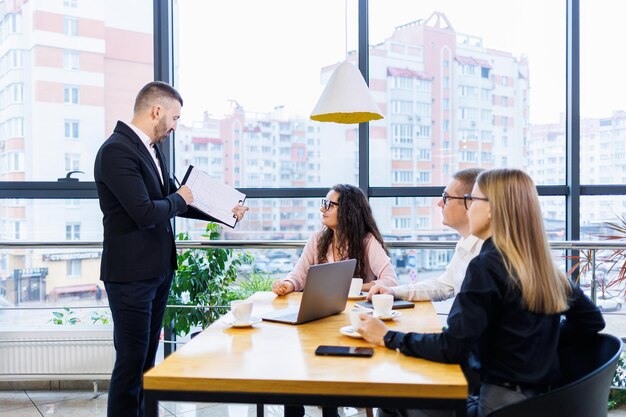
top-left (126, 122), bottom-right (164, 185)
top-left (393, 235), bottom-right (483, 302)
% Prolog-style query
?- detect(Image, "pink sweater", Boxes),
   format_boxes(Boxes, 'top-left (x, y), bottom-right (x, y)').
top-left (284, 231), bottom-right (398, 292)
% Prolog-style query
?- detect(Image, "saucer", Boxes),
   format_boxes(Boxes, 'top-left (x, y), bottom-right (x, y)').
top-left (339, 325), bottom-right (363, 339)
top-left (224, 316), bottom-right (261, 328)
top-left (348, 292), bottom-right (367, 300)
top-left (367, 310), bottom-right (401, 321)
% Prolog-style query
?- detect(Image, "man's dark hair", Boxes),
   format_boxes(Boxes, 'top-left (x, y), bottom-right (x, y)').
top-left (133, 81), bottom-right (183, 113)
top-left (453, 167), bottom-right (484, 194)
top-left (317, 184), bottom-right (388, 279)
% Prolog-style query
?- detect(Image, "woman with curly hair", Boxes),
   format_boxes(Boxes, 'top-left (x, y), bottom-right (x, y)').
top-left (272, 183), bottom-right (398, 296)
top-left (272, 184), bottom-right (398, 417)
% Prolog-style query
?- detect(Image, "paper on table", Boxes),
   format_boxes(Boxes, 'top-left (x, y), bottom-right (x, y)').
top-left (181, 165), bottom-right (246, 228)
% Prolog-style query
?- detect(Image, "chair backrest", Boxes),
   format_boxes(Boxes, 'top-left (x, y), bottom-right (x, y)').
top-left (488, 333), bottom-right (622, 417)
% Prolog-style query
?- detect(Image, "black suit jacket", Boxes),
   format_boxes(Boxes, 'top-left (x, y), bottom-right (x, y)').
top-left (94, 121), bottom-right (216, 283)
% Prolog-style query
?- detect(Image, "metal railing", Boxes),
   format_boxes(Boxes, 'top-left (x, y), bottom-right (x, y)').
top-left (3, 239), bottom-right (626, 250)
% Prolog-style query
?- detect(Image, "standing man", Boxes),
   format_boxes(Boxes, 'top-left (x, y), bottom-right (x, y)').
top-left (94, 81), bottom-right (247, 417)
top-left (368, 168), bottom-right (484, 302)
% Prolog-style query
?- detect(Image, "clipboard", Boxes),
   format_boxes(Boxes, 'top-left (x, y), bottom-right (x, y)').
top-left (180, 165), bottom-right (246, 228)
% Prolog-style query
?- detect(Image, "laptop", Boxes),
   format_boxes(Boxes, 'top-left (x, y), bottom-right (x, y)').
top-left (261, 259), bottom-right (357, 325)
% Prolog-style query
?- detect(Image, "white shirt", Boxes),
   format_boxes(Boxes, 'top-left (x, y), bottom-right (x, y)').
top-left (393, 235), bottom-right (484, 302)
top-left (127, 122), bottom-right (163, 185)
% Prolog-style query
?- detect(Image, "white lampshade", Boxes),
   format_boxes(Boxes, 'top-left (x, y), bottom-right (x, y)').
top-left (310, 60), bottom-right (384, 124)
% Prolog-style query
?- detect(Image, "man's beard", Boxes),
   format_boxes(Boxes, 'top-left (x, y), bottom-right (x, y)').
top-left (154, 120), bottom-right (170, 144)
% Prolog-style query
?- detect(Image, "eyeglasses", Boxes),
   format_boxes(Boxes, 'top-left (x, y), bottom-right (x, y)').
top-left (441, 192), bottom-right (465, 206)
top-left (321, 198), bottom-right (339, 211)
top-left (463, 194), bottom-right (489, 210)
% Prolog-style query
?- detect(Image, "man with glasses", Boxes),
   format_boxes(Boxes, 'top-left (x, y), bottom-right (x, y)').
top-left (368, 168), bottom-right (484, 302)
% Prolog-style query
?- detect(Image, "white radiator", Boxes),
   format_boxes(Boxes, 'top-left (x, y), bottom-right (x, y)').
top-left (0, 326), bottom-right (115, 380)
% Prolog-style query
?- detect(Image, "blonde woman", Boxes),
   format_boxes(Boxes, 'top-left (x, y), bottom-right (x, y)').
top-left (357, 169), bottom-right (605, 417)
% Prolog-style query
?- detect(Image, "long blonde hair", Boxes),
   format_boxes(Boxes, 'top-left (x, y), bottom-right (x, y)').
top-left (477, 169), bottom-right (571, 314)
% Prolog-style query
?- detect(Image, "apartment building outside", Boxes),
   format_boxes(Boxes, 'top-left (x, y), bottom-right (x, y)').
top-left (0, 0), bottom-right (152, 303)
top-left (529, 111), bottom-right (626, 235)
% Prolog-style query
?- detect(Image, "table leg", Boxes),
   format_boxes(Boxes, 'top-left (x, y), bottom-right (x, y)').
top-left (257, 403), bottom-right (264, 417)
top-left (453, 399), bottom-right (466, 417)
top-left (144, 391), bottom-right (158, 417)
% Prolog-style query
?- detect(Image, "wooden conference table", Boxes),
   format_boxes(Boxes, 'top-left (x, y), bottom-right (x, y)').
top-left (143, 292), bottom-right (468, 417)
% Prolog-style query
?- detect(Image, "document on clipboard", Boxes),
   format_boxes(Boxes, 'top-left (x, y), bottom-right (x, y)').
top-left (180, 165), bottom-right (246, 228)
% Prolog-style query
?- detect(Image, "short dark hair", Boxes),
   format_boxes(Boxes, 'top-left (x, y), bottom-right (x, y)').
top-left (133, 81), bottom-right (183, 113)
top-left (453, 167), bottom-right (484, 194)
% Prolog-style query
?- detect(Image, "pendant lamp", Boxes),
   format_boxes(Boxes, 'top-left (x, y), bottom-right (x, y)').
top-left (310, 60), bottom-right (383, 124)
top-left (309, 0), bottom-right (383, 124)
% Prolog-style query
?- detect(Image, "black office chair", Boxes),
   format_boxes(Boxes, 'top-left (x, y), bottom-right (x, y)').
top-left (488, 333), bottom-right (622, 417)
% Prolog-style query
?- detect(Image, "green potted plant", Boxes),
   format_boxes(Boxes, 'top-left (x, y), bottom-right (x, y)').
top-left (165, 222), bottom-right (254, 337)
top-left (230, 272), bottom-right (275, 300)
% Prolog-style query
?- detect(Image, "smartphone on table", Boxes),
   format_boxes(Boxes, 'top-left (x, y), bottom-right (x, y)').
top-left (315, 345), bottom-right (374, 357)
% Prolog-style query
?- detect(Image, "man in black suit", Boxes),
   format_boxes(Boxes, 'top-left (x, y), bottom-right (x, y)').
top-left (94, 81), bottom-right (247, 417)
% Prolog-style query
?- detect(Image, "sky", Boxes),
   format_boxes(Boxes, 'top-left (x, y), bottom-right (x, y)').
top-left (175, 0), bottom-right (625, 125)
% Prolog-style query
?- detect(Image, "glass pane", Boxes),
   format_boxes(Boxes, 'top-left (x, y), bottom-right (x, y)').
top-left (580, 1), bottom-right (626, 185)
top-left (175, 197), bottom-right (323, 240)
top-left (173, 0), bottom-right (359, 188)
top-left (0, 198), bottom-right (103, 313)
top-left (0, 1), bottom-right (153, 182)
top-left (370, 195), bottom-right (565, 287)
top-left (579, 196), bottom-right (626, 335)
top-left (580, 196), bottom-right (626, 238)
top-left (371, 196), bottom-right (565, 239)
top-left (0, 199), bottom-right (102, 241)
top-left (0, 199), bottom-right (106, 327)
top-left (369, 0), bottom-right (565, 186)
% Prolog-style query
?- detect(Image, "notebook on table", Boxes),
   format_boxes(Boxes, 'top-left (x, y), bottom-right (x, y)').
top-left (261, 259), bottom-right (357, 325)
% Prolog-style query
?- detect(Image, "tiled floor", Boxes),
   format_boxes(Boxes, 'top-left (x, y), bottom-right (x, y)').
top-left (0, 391), bottom-right (369, 417)
top-left (2, 390), bottom-right (626, 416)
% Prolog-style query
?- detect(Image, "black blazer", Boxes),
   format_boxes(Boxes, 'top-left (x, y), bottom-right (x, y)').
top-left (94, 121), bottom-right (215, 283)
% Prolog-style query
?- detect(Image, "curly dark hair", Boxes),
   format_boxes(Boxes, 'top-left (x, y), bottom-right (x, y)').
top-left (317, 184), bottom-right (388, 278)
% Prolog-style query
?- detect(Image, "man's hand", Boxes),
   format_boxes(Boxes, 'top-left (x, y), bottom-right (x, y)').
top-left (355, 314), bottom-right (388, 346)
top-left (176, 185), bottom-right (193, 204)
top-left (367, 283), bottom-right (394, 301)
top-left (272, 279), bottom-right (295, 296)
top-left (232, 205), bottom-right (249, 222)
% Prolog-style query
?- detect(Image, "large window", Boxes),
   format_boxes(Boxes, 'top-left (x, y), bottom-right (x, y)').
top-left (0, 0), bottom-right (153, 182)
top-left (0, 1), bottom-right (625, 333)
top-left (369, 0), bottom-right (565, 187)
top-left (174, 0), bottom-right (358, 190)
top-left (580, 0), bottom-right (626, 186)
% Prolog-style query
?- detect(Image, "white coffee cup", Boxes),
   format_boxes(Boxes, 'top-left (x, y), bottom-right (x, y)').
top-left (348, 278), bottom-right (363, 297)
top-left (372, 294), bottom-right (393, 317)
top-left (349, 307), bottom-right (362, 329)
top-left (231, 300), bottom-right (253, 324)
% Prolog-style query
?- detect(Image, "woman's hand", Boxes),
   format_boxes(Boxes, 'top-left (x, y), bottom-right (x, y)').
top-left (366, 283), bottom-right (395, 301)
top-left (355, 314), bottom-right (388, 346)
top-left (271, 279), bottom-right (295, 296)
